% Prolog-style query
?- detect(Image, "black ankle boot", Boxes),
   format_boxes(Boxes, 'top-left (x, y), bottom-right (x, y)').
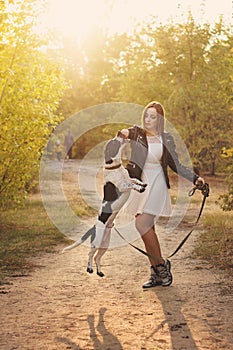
top-left (142, 266), bottom-right (162, 289)
top-left (156, 259), bottom-right (173, 287)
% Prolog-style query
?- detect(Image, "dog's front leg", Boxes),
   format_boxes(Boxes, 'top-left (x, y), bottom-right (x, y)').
top-left (130, 178), bottom-right (147, 192)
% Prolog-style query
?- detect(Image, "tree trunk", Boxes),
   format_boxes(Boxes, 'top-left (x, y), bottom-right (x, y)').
top-left (211, 161), bottom-right (215, 176)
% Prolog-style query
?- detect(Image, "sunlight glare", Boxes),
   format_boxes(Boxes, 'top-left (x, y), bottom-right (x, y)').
top-left (44, 0), bottom-right (109, 41)
top-left (40, 0), bottom-right (232, 42)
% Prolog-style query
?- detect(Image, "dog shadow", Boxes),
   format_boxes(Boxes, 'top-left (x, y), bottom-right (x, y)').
top-left (56, 307), bottom-right (122, 350)
top-left (147, 285), bottom-right (198, 349)
top-left (87, 307), bottom-right (123, 349)
top-left (55, 336), bottom-right (82, 349)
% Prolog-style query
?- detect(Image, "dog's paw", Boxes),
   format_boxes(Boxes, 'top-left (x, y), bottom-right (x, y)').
top-left (139, 187), bottom-right (146, 193)
top-left (87, 267), bottom-right (93, 274)
top-left (97, 271), bottom-right (105, 277)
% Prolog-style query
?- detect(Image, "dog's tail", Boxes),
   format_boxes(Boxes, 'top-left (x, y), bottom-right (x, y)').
top-left (62, 225), bottom-right (96, 253)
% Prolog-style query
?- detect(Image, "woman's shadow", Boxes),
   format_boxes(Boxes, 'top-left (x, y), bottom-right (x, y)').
top-left (146, 285), bottom-right (198, 349)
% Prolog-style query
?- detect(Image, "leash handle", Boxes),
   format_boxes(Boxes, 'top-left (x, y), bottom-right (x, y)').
top-left (188, 182), bottom-right (210, 197)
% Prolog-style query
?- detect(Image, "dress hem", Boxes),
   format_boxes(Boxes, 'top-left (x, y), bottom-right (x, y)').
top-left (139, 210), bottom-right (172, 217)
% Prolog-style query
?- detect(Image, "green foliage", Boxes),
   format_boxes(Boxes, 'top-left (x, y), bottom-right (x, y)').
top-left (194, 211), bottom-right (233, 270)
top-left (72, 123), bottom-right (130, 158)
top-left (0, 0), bottom-right (67, 206)
top-left (0, 198), bottom-right (70, 283)
top-left (217, 147), bottom-right (233, 211)
top-left (57, 15), bottom-right (233, 176)
top-left (137, 15), bottom-right (233, 174)
top-left (1, 4), bottom-right (232, 207)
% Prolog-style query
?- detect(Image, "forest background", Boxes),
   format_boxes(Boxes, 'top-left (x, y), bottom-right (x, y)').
top-left (0, 0), bottom-right (232, 210)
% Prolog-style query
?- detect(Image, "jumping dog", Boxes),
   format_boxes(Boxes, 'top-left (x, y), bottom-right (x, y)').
top-left (62, 132), bottom-right (147, 276)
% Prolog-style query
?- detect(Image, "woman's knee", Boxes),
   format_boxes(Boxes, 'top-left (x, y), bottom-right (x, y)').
top-left (135, 215), bottom-right (152, 235)
top-left (135, 218), bottom-right (143, 234)
top-left (135, 219), bottom-right (150, 236)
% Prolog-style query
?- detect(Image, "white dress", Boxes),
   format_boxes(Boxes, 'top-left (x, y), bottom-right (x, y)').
top-left (124, 136), bottom-right (172, 217)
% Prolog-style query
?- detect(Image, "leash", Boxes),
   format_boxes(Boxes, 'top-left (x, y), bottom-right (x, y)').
top-left (114, 182), bottom-right (210, 260)
top-left (167, 182), bottom-right (209, 258)
top-left (114, 226), bottom-right (159, 263)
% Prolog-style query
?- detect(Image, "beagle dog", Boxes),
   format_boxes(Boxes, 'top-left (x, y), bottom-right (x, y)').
top-left (63, 133), bottom-right (146, 276)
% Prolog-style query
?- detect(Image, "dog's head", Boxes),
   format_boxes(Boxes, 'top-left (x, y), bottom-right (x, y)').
top-left (104, 135), bottom-right (124, 167)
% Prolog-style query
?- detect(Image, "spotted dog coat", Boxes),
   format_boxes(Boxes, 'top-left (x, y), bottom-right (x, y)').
top-left (63, 134), bottom-right (146, 276)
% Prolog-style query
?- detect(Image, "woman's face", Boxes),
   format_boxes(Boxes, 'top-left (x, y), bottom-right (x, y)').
top-left (144, 107), bottom-right (159, 134)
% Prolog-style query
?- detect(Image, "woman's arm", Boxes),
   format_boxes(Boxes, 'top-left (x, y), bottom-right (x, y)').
top-left (164, 133), bottom-right (205, 185)
top-left (119, 126), bottom-right (145, 142)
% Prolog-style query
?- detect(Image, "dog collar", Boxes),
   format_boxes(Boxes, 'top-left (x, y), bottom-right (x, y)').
top-left (105, 164), bottom-right (122, 170)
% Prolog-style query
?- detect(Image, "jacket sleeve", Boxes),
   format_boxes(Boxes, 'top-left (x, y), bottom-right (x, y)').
top-left (164, 133), bottom-right (199, 184)
top-left (127, 125), bottom-right (140, 141)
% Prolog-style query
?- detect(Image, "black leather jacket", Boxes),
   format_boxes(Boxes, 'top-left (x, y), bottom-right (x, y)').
top-left (125, 125), bottom-right (199, 188)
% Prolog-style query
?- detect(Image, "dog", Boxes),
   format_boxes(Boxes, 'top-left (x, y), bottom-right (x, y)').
top-left (62, 132), bottom-right (147, 277)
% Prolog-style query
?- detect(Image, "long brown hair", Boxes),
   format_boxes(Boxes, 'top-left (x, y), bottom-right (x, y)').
top-left (142, 101), bottom-right (165, 135)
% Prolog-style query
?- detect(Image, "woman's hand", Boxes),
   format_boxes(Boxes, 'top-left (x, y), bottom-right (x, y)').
top-left (195, 176), bottom-right (205, 185)
top-left (119, 129), bottom-right (129, 139)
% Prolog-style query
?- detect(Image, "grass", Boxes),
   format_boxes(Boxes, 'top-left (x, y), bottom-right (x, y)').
top-left (194, 211), bottom-right (233, 270)
top-left (0, 196), bottom-right (94, 285)
top-left (191, 173), bottom-right (232, 272)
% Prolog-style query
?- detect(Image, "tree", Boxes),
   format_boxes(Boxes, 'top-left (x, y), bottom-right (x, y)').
top-left (56, 14), bottom-right (232, 175)
top-left (135, 16), bottom-right (233, 174)
top-left (57, 27), bottom-right (121, 117)
top-left (0, 0), bottom-right (67, 206)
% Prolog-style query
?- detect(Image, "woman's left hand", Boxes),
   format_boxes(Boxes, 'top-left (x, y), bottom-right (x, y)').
top-left (195, 177), bottom-right (205, 185)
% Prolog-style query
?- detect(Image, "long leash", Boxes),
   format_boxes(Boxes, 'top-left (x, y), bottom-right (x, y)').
top-left (167, 182), bottom-right (209, 258)
top-left (114, 182), bottom-right (210, 260)
top-left (114, 226), bottom-right (159, 262)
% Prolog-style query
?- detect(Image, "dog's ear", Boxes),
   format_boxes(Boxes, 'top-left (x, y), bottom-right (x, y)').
top-left (104, 139), bottom-right (121, 163)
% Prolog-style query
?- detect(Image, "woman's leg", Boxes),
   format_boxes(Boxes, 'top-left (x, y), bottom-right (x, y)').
top-left (135, 213), bottom-right (172, 288)
top-left (141, 228), bottom-right (165, 266)
top-left (135, 213), bottom-right (164, 266)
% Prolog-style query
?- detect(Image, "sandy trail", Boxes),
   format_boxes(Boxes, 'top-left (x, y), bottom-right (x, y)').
top-left (0, 161), bottom-right (232, 350)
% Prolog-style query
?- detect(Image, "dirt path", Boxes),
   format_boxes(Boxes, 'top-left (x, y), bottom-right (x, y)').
top-left (0, 161), bottom-right (232, 350)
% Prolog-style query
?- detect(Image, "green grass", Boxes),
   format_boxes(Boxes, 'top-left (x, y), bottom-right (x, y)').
top-left (194, 211), bottom-right (233, 270)
top-left (0, 192), bottom-right (97, 284)
top-left (0, 198), bottom-right (73, 284)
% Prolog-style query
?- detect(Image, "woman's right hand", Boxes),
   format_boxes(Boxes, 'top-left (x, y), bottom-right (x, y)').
top-left (119, 129), bottom-right (129, 139)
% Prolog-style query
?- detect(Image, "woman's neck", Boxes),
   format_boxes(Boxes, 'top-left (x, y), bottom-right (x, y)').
top-left (146, 130), bottom-right (160, 136)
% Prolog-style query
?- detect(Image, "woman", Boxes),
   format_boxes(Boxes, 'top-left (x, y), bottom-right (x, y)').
top-left (120, 101), bottom-right (205, 288)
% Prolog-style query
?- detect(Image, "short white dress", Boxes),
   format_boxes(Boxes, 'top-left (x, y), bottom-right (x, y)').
top-left (124, 136), bottom-right (172, 217)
